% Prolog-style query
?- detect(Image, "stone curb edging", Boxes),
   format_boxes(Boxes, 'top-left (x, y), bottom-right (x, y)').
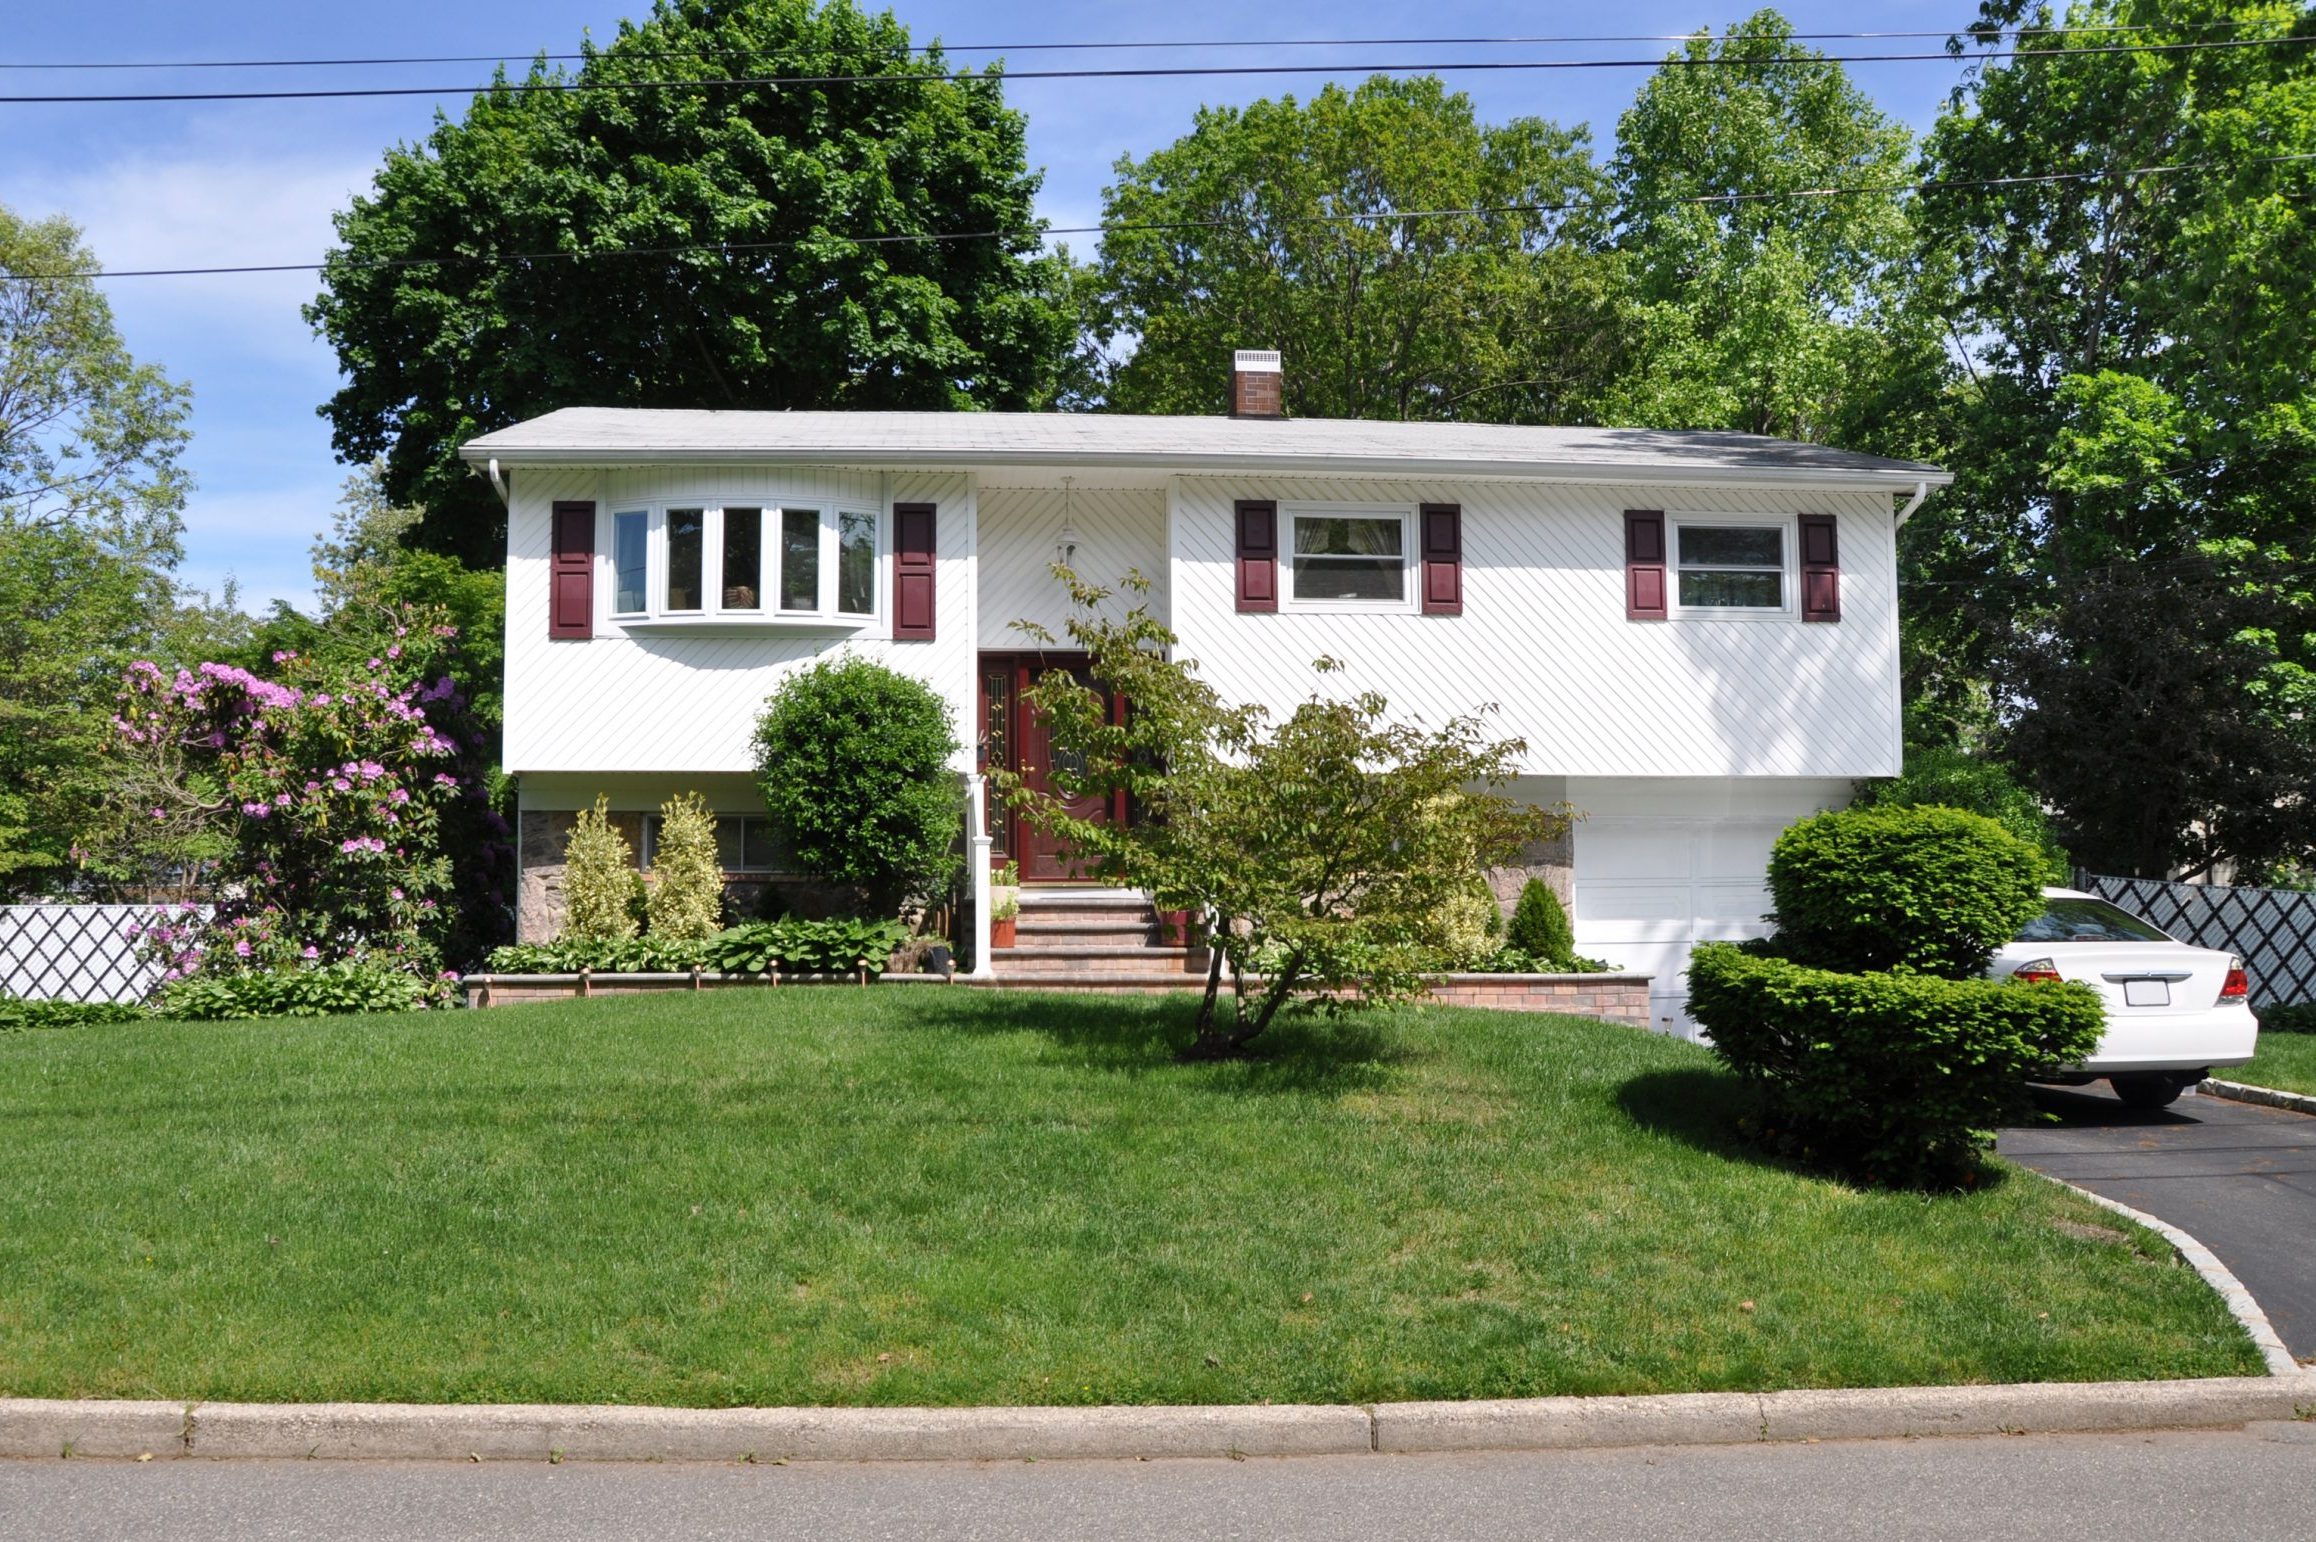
top-left (6, 1376), bottom-right (2311, 1465)
top-left (2030, 1172), bottom-right (2302, 1378)
top-left (2200, 1077), bottom-right (2316, 1118)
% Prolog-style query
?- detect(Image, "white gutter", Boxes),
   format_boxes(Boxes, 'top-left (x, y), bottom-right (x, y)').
top-left (483, 456), bottom-right (511, 507)
top-left (1895, 479), bottom-right (1930, 527)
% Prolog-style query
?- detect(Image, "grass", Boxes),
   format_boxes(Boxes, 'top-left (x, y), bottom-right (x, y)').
top-left (0, 990), bottom-right (2260, 1408)
top-left (2238, 1026), bottom-right (2316, 1097)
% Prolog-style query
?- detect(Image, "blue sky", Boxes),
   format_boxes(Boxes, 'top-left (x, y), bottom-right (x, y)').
top-left (5, 0), bottom-right (1974, 613)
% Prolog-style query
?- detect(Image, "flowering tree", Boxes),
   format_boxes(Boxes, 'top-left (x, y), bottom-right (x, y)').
top-left (90, 604), bottom-right (509, 992)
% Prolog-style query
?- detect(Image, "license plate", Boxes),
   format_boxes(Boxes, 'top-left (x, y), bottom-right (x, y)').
top-left (2123, 979), bottom-right (2170, 1008)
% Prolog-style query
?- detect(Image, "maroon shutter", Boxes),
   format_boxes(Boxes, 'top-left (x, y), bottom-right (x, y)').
top-left (1624, 509), bottom-right (1668, 621)
top-left (893, 503), bottom-right (937, 640)
top-left (1235, 500), bottom-right (1278, 612)
top-left (549, 501), bottom-right (594, 639)
top-left (1798, 514), bottom-right (1840, 622)
top-left (1420, 503), bottom-right (1462, 615)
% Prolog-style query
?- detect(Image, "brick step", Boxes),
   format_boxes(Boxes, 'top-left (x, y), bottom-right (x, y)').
top-left (991, 946), bottom-right (1208, 976)
top-left (1014, 917), bottom-right (1170, 942)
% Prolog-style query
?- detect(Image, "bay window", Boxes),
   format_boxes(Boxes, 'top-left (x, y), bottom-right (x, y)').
top-left (609, 503), bottom-right (882, 626)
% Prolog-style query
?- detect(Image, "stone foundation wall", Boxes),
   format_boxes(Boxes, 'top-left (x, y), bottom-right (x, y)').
top-left (1485, 827), bottom-right (1575, 916)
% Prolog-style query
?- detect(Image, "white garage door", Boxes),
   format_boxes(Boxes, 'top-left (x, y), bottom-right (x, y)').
top-left (1571, 817), bottom-right (1788, 1038)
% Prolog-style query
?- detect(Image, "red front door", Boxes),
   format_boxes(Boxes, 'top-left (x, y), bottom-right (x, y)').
top-left (978, 653), bottom-right (1122, 882)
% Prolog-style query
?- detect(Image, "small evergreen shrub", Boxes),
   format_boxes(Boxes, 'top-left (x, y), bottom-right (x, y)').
top-left (1506, 878), bottom-right (1576, 965)
top-left (754, 658), bottom-right (962, 912)
top-left (1767, 804), bottom-right (2048, 979)
top-left (2257, 1001), bottom-right (2315, 1034)
top-left (645, 791), bottom-right (724, 941)
top-left (562, 795), bottom-right (641, 942)
top-left (0, 998), bottom-right (147, 1031)
top-left (156, 960), bottom-right (435, 1020)
top-left (1688, 943), bottom-right (2105, 1188)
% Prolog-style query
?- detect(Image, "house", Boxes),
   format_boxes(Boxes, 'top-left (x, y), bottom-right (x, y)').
top-left (461, 352), bottom-right (1949, 1033)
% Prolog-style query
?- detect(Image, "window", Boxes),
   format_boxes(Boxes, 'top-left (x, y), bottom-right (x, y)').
top-left (612, 511), bottom-right (648, 615)
top-left (665, 508), bottom-right (705, 611)
top-left (721, 507), bottom-right (762, 609)
top-left (1674, 523), bottom-right (1785, 611)
top-left (779, 507), bottom-right (820, 611)
top-left (2014, 898), bottom-right (2174, 944)
top-left (1288, 511), bottom-right (1409, 606)
top-left (838, 509), bottom-right (876, 615)
top-left (642, 814), bottom-right (786, 872)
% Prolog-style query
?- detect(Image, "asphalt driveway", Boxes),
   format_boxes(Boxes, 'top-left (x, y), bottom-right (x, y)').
top-left (1999, 1084), bottom-right (2316, 1363)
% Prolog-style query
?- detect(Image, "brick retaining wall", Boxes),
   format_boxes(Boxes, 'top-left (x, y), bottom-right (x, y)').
top-left (465, 970), bottom-right (1653, 1026)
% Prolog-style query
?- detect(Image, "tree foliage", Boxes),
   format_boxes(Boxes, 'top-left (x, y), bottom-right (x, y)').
top-left (1007, 570), bottom-right (1566, 1058)
top-left (1095, 76), bottom-right (1626, 423)
top-left (752, 656), bottom-right (962, 914)
top-left (1910, 0), bottom-right (2316, 877)
top-left (308, 0), bottom-right (1076, 562)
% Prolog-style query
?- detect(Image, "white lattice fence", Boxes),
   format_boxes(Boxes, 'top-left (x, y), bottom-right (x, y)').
top-left (2074, 873), bottom-right (2316, 1006)
top-left (0, 905), bottom-right (205, 1004)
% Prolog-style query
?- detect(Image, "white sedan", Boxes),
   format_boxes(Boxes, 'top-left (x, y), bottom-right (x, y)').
top-left (1992, 888), bottom-right (2259, 1109)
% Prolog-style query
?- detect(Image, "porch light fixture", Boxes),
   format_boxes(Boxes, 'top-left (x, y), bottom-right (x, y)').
top-left (1055, 476), bottom-right (1079, 568)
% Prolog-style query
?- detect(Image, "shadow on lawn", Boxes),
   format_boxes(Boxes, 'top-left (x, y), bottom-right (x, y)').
top-left (900, 990), bottom-right (1409, 1097)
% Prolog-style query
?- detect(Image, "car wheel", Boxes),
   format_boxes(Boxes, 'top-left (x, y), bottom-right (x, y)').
top-left (2110, 1073), bottom-right (2188, 1110)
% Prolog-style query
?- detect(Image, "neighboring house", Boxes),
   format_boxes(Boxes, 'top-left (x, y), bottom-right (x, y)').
top-left (461, 351), bottom-right (1948, 1033)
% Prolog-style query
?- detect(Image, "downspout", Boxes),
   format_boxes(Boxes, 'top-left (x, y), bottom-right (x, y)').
top-left (1895, 480), bottom-right (1928, 528)
top-left (485, 456), bottom-right (510, 507)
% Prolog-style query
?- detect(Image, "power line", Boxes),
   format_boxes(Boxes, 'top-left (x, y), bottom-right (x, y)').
top-left (2, 35), bottom-right (2313, 105)
top-left (0, 22), bottom-right (2274, 71)
top-left (10, 150), bottom-right (2315, 284)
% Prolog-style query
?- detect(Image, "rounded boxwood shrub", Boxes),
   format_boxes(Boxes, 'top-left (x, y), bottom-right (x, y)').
top-left (1687, 942), bottom-right (2104, 1188)
top-left (754, 657), bottom-right (961, 912)
top-left (1854, 746), bottom-right (2072, 884)
top-left (1767, 804), bottom-right (2048, 979)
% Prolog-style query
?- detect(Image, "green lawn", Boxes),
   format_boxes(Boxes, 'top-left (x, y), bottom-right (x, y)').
top-left (0, 990), bottom-right (2259, 1407)
top-left (2238, 1028), bottom-right (2316, 1098)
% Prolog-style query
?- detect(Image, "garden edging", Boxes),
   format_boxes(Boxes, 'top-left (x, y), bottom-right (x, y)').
top-left (5, 1375), bottom-right (2310, 1465)
top-left (2199, 1077), bottom-right (2316, 1118)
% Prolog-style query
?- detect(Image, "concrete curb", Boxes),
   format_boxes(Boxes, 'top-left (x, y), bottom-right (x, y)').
top-left (2201, 1077), bottom-right (2316, 1118)
top-left (4, 1378), bottom-right (2311, 1464)
top-left (2032, 1172), bottom-right (2303, 1377)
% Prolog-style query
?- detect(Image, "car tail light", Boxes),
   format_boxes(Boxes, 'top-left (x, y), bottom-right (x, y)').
top-left (2010, 958), bottom-right (2062, 985)
top-left (2220, 960), bottom-right (2249, 1001)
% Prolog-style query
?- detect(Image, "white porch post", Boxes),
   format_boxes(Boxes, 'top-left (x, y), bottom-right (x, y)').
top-left (964, 772), bottom-right (995, 978)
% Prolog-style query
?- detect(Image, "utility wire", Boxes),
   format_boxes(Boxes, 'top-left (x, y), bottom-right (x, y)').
top-left (0, 22), bottom-right (2276, 71)
top-left (1, 35), bottom-right (2314, 104)
top-left (9, 150), bottom-right (2315, 284)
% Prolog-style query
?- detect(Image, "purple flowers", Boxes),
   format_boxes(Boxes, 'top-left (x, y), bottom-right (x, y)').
top-left (339, 836), bottom-right (388, 856)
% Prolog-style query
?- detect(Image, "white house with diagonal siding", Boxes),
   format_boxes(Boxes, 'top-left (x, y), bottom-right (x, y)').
top-left (462, 351), bottom-right (1949, 1034)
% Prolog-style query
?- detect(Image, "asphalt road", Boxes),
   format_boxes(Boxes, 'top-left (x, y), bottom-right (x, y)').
top-left (1999, 1083), bottom-right (2316, 1362)
top-left (6, 1425), bottom-right (2313, 1542)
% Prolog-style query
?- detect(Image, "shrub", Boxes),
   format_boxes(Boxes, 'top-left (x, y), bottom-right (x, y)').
top-left (2258, 1001), bottom-right (2316, 1034)
top-left (1506, 878), bottom-right (1576, 964)
top-left (1855, 746), bottom-right (2072, 883)
top-left (484, 937), bottom-right (708, 974)
top-left (1465, 947), bottom-right (1613, 975)
top-left (703, 917), bottom-right (911, 976)
top-left (0, 998), bottom-right (147, 1032)
top-left (645, 792), bottom-right (724, 941)
top-left (1767, 804), bottom-right (2048, 979)
top-left (562, 796), bottom-right (641, 942)
top-left (1688, 943), bottom-right (2105, 1188)
top-left (754, 657), bottom-right (961, 912)
top-left (155, 960), bottom-right (436, 1020)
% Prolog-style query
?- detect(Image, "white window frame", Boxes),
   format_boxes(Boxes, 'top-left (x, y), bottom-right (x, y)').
top-left (641, 812), bottom-right (786, 874)
top-left (607, 502), bottom-right (884, 627)
top-left (1668, 516), bottom-right (1796, 620)
top-left (1279, 503), bottom-right (1418, 615)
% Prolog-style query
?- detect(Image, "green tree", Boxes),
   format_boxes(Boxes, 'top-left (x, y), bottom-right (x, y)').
top-left (1095, 76), bottom-right (1626, 423)
top-left (1605, 11), bottom-right (1939, 449)
top-left (1911, 0), bottom-right (2316, 877)
top-left (563, 797), bottom-right (641, 943)
top-left (645, 791), bottom-right (725, 941)
top-left (309, 0), bottom-right (1076, 563)
top-left (1009, 570), bottom-right (1565, 1059)
top-left (1, 204), bottom-right (192, 564)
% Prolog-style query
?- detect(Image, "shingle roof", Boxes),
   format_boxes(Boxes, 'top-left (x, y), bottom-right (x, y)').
top-left (461, 407), bottom-right (1950, 488)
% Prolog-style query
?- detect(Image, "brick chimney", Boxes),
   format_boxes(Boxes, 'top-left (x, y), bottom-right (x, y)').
top-left (1229, 349), bottom-right (1284, 419)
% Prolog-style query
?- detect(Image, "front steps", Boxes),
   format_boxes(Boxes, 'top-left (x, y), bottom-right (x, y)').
top-left (994, 889), bottom-right (1210, 985)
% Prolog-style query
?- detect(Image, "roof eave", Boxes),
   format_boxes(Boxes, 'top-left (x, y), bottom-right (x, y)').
top-left (457, 442), bottom-right (1952, 490)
